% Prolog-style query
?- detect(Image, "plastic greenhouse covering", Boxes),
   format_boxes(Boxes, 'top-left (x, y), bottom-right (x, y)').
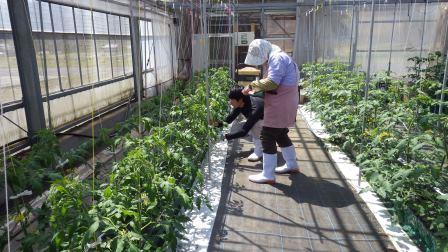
top-left (295, 1), bottom-right (448, 75)
top-left (0, 0), bottom-right (447, 148)
top-left (0, 0), bottom-right (177, 147)
top-left (1, 0), bottom-right (447, 148)
top-left (2, 0), bottom-right (448, 251)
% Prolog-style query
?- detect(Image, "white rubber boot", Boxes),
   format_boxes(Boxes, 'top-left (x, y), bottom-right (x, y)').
top-left (249, 153), bottom-right (276, 184)
top-left (248, 137), bottom-right (263, 162)
top-left (275, 145), bottom-right (299, 174)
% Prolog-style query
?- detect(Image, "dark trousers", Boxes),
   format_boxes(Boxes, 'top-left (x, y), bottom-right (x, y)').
top-left (261, 127), bottom-right (293, 154)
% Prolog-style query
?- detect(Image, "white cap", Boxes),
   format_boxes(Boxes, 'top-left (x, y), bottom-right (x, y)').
top-left (244, 39), bottom-right (272, 66)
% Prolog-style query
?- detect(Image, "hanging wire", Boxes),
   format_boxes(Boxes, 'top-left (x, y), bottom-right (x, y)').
top-left (374, 0), bottom-right (383, 70)
top-left (359, 0), bottom-right (376, 186)
top-left (419, 0), bottom-right (428, 59)
top-left (209, 2), bottom-right (215, 68)
top-left (57, 4), bottom-right (77, 119)
top-left (142, 2), bottom-right (148, 119)
top-left (77, 1), bottom-right (90, 84)
top-left (86, 3), bottom-right (97, 234)
top-left (1, 103), bottom-right (11, 252)
top-left (137, 0), bottom-right (144, 234)
top-left (168, 2), bottom-right (183, 124)
top-left (310, 0), bottom-right (318, 118)
top-left (218, 2), bottom-right (227, 69)
top-left (437, 12), bottom-right (448, 115)
top-left (403, 0), bottom-right (417, 53)
top-left (200, 0), bottom-right (212, 179)
top-left (11, 0), bottom-right (50, 134)
top-left (227, 0), bottom-right (232, 74)
top-left (190, 2), bottom-right (196, 90)
top-left (144, 4), bottom-right (149, 90)
top-left (2, 0), bottom-right (58, 246)
top-left (397, 0), bottom-right (402, 46)
top-left (36, 0), bottom-right (53, 129)
top-left (365, 0), bottom-right (376, 85)
top-left (325, 0), bottom-right (330, 62)
top-left (336, 3), bottom-right (341, 62)
top-left (157, 0), bottom-right (169, 132)
top-left (137, 0), bottom-right (142, 136)
top-left (387, 1), bottom-right (398, 75)
top-left (348, 0), bottom-right (356, 65)
top-left (3, 0), bottom-right (49, 246)
top-left (176, 3), bottom-right (183, 78)
top-left (210, 0), bottom-right (227, 69)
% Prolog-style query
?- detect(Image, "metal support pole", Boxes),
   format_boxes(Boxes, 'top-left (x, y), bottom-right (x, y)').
top-left (293, 2), bottom-right (301, 65)
top-left (228, 1), bottom-right (232, 77)
top-left (261, 0), bottom-right (266, 38)
top-left (143, 5), bottom-right (148, 92)
top-left (129, 15), bottom-right (143, 100)
top-left (324, 5), bottom-right (329, 62)
top-left (348, 0), bottom-right (356, 65)
top-left (201, 0), bottom-right (211, 178)
top-left (439, 55), bottom-right (448, 115)
top-left (307, 8), bottom-right (311, 62)
top-left (309, 0), bottom-right (317, 117)
top-left (438, 23), bottom-right (448, 115)
top-left (231, 3), bottom-right (236, 79)
top-left (129, 1), bottom-right (142, 134)
top-left (336, 5), bottom-right (340, 62)
top-left (387, 2), bottom-right (397, 74)
top-left (360, 0), bottom-right (376, 186)
top-left (169, 23), bottom-right (175, 83)
top-left (151, 21), bottom-right (159, 94)
top-left (365, 0), bottom-right (376, 84)
top-left (419, 0), bottom-right (427, 58)
top-left (7, 0), bottom-right (46, 142)
top-left (311, 0), bottom-right (317, 63)
top-left (350, 2), bottom-right (359, 70)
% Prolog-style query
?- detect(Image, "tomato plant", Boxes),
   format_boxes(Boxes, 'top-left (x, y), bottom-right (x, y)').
top-left (302, 60), bottom-right (448, 251)
top-left (8, 68), bottom-right (233, 251)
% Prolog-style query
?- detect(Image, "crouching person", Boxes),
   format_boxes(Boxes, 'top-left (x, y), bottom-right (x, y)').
top-left (213, 86), bottom-right (264, 162)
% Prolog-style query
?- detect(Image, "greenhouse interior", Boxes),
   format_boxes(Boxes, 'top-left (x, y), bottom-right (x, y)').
top-left (0, 0), bottom-right (447, 251)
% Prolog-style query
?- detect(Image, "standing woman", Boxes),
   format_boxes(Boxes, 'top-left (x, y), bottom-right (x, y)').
top-left (243, 39), bottom-right (299, 184)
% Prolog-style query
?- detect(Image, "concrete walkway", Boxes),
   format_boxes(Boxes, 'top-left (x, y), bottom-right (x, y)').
top-left (209, 115), bottom-right (395, 251)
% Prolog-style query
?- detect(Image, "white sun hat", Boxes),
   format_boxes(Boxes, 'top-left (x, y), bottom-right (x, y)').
top-left (244, 39), bottom-right (282, 66)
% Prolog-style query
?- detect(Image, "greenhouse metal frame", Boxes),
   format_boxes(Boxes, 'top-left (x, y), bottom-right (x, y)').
top-left (1, 0), bottom-right (178, 149)
top-left (1, 0), bottom-right (448, 251)
top-left (2, 0), bottom-right (447, 148)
